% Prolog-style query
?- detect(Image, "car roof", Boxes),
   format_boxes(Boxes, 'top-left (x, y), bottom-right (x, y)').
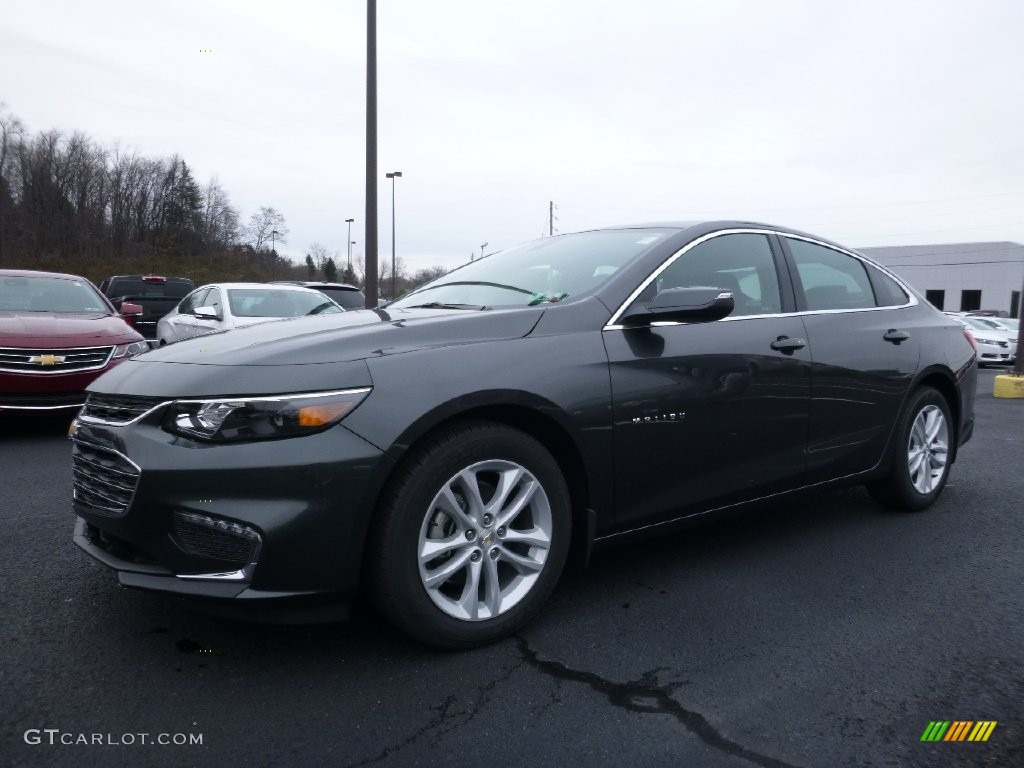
top-left (205, 282), bottom-right (330, 292)
top-left (0, 268), bottom-right (94, 281)
top-left (104, 275), bottom-right (194, 281)
top-left (271, 281), bottom-right (362, 290)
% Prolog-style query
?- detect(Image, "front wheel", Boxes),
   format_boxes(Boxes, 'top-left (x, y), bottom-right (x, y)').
top-left (866, 387), bottom-right (954, 511)
top-left (368, 421), bottom-right (571, 649)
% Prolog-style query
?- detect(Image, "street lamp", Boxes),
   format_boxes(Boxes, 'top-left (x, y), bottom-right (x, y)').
top-left (480, 241), bottom-right (488, 261)
top-left (345, 218), bottom-right (355, 271)
top-left (271, 229), bottom-right (280, 278)
top-left (385, 171), bottom-right (402, 300)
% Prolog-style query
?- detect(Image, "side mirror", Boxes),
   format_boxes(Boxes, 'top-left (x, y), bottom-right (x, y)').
top-left (193, 306), bottom-right (220, 320)
top-left (119, 301), bottom-right (143, 327)
top-left (620, 286), bottom-right (734, 326)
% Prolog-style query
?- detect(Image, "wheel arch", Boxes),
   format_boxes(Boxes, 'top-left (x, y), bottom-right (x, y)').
top-left (374, 393), bottom-right (596, 572)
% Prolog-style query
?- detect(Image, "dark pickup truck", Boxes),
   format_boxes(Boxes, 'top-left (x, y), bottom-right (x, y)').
top-left (98, 275), bottom-right (195, 341)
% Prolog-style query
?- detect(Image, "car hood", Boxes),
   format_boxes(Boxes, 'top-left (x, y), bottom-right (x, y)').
top-left (0, 312), bottom-right (142, 347)
top-left (89, 306), bottom-right (546, 397)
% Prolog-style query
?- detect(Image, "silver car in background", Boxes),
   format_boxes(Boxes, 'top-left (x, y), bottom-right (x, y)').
top-left (947, 314), bottom-right (1013, 366)
top-left (157, 283), bottom-right (342, 345)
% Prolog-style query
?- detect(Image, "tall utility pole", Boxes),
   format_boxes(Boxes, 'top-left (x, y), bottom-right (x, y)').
top-left (480, 241), bottom-right (488, 260)
top-left (549, 201), bottom-right (554, 236)
top-left (386, 171), bottom-right (402, 301)
top-left (1015, 275), bottom-right (1024, 374)
top-left (345, 218), bottom-right (354, 271)
top-left (364, 0), bottom-right (378, 308)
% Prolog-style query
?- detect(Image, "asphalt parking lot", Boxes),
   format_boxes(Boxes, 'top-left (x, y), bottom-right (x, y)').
top-left (1, 368), bottom-right (1021, 768)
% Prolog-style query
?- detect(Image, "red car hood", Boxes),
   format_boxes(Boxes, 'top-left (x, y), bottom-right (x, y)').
top-left (0, 312), bottom-right (142, 347)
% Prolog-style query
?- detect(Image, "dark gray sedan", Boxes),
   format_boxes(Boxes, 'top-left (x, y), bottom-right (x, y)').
top-left (70, 221), bottom-right (976, 648)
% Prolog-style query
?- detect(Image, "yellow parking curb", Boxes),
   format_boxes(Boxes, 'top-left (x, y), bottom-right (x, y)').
top-left (993, 373), bottom-right (1024, 398)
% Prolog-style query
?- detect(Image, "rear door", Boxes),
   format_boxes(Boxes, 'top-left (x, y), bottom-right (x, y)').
top-left (779, 236), bottom-right (921, 482)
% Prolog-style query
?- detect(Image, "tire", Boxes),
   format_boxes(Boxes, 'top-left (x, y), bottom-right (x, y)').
top-left (866, 387), bottom-right (954, 511)
top-left (368, 420), bottom-right (571, 649)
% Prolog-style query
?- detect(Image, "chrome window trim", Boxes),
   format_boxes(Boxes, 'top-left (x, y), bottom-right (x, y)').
top-left (0, 344), bottom-right (115, 374)
top-left (602, 228), bottom-right (918, 331)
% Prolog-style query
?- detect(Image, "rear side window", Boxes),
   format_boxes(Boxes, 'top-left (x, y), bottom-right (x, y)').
top-left (787, 239), bottom-right (875, 311)
top-left (865, 263), bottom-right (909, 307)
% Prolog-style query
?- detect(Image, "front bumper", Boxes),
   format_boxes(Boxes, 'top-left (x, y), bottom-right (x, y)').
top-left (71, 408), bottom-right (394, 612)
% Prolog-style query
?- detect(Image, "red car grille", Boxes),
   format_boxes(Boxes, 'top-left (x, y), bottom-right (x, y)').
top-left (0, 346), bottom-right (113, 373)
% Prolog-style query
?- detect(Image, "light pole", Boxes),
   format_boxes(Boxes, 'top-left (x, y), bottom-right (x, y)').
top-left (386, 171), bottom-right (402, 300)
top-left (480, 241), bottom-right (488, 261)
top-left (271, 229), bottom-right (280, 277)
top-left (345, 218), bottom-right (354, 271)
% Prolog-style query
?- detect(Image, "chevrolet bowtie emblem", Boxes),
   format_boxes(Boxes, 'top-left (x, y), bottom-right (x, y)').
top-left (30, 354), bottom-right (65, 366)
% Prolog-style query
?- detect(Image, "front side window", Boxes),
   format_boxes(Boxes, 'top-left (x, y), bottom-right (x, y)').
top-left (390, 229), bottom-right (673, 309)
top-left (651, 233), bottom-right (782, 317)
top-left (178, 288), bottom-right (208, 315)
top-left (203, 288), bottom-right (224, 317)
top-left (787, 239), bottom-right (875, 311)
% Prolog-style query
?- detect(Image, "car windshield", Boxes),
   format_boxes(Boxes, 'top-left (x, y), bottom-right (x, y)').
top-left (0, 275), bottom-right (109, 313)
top-left (389, 229), bottom-right (672, 309)
top-left (227, 289), bottom-right (342, 318)
top-left (963, 317), bottom-right (1004, 332)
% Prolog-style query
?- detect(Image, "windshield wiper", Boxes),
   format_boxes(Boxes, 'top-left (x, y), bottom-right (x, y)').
top-left (405, 302), bottom-right (488, 310)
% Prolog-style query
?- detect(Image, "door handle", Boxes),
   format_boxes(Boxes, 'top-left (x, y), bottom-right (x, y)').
top-left (770, 336), bottom-right (806, 353)
top-left (883, 329), bottom-right (910, 344)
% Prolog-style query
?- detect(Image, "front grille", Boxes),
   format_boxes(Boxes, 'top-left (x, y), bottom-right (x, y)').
top-left (173, 512), bottom-right (261, 563)
top-left (71, 440), bottom-right (140, 517)
top-left (81, 393), bottom-right (167, 424)
top-left (0, 391), bottom-right (87, 409)
top-left (0, 345), bottom-right (113, 374)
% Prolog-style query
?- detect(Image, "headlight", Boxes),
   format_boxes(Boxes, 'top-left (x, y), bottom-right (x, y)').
top-left (163, 388), bottom-right (371, 442)
top-left (974, 337), bottom-right (998, 346)
top-left (113, 341), bottom-right (150, 359)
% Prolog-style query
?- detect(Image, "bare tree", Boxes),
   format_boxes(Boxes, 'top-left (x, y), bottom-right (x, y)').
top-left (245, 206), bottom-right (287, 253)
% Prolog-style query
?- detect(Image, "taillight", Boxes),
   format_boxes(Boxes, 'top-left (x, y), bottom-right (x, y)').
top-left (142, 275), bottom-right (166, 284)
top-left (962, 330), bottom-right (978, 353)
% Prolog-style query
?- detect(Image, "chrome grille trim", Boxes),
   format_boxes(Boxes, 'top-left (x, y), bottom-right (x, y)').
top-left (79, 393), bottom-right (170, 426)
top-left (71, 439), bottom-right (141, 518)
top-left (0, 345), bottom-right (114, 374)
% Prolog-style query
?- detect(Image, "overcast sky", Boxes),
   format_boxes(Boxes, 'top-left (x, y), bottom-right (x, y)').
top-left (2, 0), bottom-right (1023, 271)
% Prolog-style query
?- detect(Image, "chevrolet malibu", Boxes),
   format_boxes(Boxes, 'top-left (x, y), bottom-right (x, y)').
top-left (71, 222), bottom-right (977, 648)
top-left (0, 270), bottom-right (149, 412)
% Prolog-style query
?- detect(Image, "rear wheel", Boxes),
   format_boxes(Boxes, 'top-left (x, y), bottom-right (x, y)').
top-left (866, 387), bottom-right (953, 511)
top-left (368, 421), bottom-right (571, 649)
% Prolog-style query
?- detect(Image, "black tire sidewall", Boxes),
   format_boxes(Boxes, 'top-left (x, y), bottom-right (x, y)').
top-left (373, 422), bottom-right (571, 648)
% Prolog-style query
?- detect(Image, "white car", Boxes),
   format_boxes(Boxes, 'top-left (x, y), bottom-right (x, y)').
top-left (947, 314), bottom-right (1012, 366)
top-left (157, 282), bottom-right (342, 345)
top-left (959, 316), bottom-right (1017, 363)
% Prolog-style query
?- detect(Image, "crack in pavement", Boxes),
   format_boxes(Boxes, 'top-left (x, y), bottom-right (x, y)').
top-left (515, 635), bottom-right (803, 768)
top-left (342, 658), bottom-right (526, 768)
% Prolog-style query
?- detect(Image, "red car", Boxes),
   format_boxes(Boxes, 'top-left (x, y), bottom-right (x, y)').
top-left (0, 269), bottom-right (149, 412)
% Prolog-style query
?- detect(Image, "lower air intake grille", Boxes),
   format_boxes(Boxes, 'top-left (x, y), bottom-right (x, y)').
top-left (72, 440), bottom-right (140, 517)
top-left (173, 512), bottom-right (261, 563)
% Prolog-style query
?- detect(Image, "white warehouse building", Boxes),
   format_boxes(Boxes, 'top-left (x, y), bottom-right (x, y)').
top-left (858, 241), bottom-right (1023, 317)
